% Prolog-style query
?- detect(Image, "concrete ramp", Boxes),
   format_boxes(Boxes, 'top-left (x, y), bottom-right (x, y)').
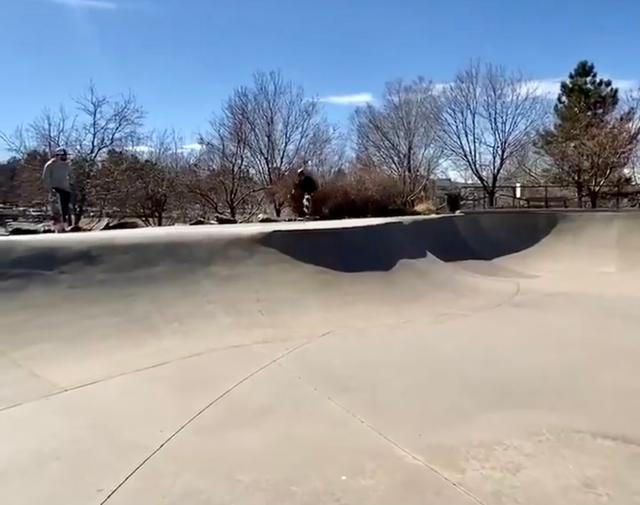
top-left (1, 212), bottom-right (639, 505)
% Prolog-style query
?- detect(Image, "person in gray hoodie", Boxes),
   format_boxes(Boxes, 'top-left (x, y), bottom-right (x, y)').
top-left (42, 147), bottom-right (73, 227)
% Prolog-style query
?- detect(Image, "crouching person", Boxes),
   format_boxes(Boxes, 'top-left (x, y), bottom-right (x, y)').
top-left (292, 168), bottom-right (318, 218)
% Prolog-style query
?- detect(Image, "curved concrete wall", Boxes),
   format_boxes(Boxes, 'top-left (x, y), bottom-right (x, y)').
top-left (2, 211), bottom-right (640, 505)
top-left (4, 211), bottom-right (638, 280)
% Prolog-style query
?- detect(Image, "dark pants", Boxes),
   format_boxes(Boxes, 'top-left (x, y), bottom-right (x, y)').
top-left (303, 193), bottom-right (312, 217)
top-left (53, 188), bottom-right (72, 226)
top-left (291, 190), bottom-right (314, 217)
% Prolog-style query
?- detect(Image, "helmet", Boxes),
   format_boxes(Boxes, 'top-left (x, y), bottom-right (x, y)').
top-left (297, 168), bottom-right (305, 175)
top-left (55, 147), bottom-right (68, 156)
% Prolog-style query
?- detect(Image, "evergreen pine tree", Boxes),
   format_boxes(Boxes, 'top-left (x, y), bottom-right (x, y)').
top-left (539, 61), bottom-right (639, 207)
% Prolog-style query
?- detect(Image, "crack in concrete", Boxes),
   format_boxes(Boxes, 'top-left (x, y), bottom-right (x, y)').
top-left (0, 347), bottom-right (61, 391)
top-left (99, 329), bottom-right (333, 505)
top-left (0, 337), bottom-right (302, 414)
top-left (0, 266), bottom-right (521, 416)
top-left (326, 396), bottom-right (488, 505)
top-left (0, 275), bottom-right (520, 504)
top-left (287, 370), bottom-right (488, 505)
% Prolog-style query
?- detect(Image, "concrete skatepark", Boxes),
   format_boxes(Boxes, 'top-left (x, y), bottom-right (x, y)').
top-left (1, 211), bottom-right (639, 505)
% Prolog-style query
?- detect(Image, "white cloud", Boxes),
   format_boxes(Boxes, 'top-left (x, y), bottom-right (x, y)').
top-left (435, 78), bottom-right (638, 99)
top-left (616, 79), bottom-right (639, 91)
top-left (49, 0), bottom-right (118, 9)
top-left (132, 144), bottom-right (202, 156)
top-left (318, 93), bottom-right (374, 106)
top-left (181, 143), bottom-right (203, 152)
top-left (529, 78), bottom-right (640, 97)
top-left (523, 78), bottom-right (562, 97)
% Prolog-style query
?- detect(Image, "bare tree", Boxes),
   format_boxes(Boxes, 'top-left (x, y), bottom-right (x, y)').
top-left (1, 83), bottom-right (145, 223)
top-left (314, 127), bottom-right (350, 179)
top-left (92, 149), bottom-right (180, 226)
top-left (2, 85), bottom-right (143, 160)
top-left (231, 70), bottom-right (332, 216)
top-left (0, 125), bottom-right (52, 209)
top-left (2, 150), bottom-right (50, 209)
top-left (630, 139), bottom-right (640, 185)
top-left (625, 89), bottom-right (640, 184)
top-left (1, 107), bottom-right (75, 157)
top-left (438, 62), bottom-right (546, 206)
top-left (189, 97), bottom-right (264, 221)
top-left (29, 107), bottom-right (77, 156)
top-left (354, 78), bottom-right (443, 205)
top-left (0, 157), bottom-right (21, 204)
top-left (71, 83), bottom-right (145, 161)
top-left (501, 144), bottom-right (553, 184)
top-left (142, 129), bottom-right (197, 167)
top-left (127, 158), bottom-right (178, 227)
top-left (70, 83), bottom-right (145, 222)
top-left (0, 126), bottom-right (28, 155)
top-left (138, 130), bottom-right (201, 222)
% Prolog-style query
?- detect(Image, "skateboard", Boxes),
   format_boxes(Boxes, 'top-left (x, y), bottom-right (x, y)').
top-left (48, 191), bottom-right (64, 232)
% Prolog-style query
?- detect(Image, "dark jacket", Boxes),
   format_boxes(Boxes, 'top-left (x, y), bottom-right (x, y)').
top-left (296, 175), bottom-right (318, 195)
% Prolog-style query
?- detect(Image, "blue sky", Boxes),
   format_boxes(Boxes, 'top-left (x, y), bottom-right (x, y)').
top-left (1, 0), bottom-right (638, 151)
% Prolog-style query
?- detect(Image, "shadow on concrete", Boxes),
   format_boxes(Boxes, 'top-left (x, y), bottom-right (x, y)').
top-left (0, 249), bottom-right (102, 282)
top-left (260, 213), bottom-right (561, 273)
top-left (0, 235), bottom-right (252, 285)
top-left (0, 213), bottom-right (562, 282)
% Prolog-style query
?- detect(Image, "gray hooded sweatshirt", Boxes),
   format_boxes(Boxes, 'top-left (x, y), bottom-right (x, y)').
top-left (42, 158), bottom-right (71, 192)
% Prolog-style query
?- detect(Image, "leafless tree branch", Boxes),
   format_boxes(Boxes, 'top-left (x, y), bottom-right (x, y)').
top-left (438, 61), bottom-right (546, 205)
top-left (228, 70), bottom-right (332, 216)
top-left (354, 78), bottom-right (443, 205)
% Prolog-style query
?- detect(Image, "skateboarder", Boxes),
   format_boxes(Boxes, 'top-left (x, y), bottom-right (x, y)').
top-left (292, 168), bottom-right (318, 218)
top-left (42, 147), bottom-right (73, 229)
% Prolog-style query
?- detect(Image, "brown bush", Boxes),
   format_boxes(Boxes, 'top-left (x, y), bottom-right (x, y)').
top-left (311, 168), bottom-right (413, 220)
top-left (89, 150), bottom-right (184, 226)
top-left (413, 199), bottom-right (437, 215)
top-left (6, 151), bottom-right (49, 208)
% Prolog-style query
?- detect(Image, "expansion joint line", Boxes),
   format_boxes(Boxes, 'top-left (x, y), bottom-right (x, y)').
top-left (99, 330), bottom-right (333, 505)
top-left (283, 368), bottom-right (488, 505)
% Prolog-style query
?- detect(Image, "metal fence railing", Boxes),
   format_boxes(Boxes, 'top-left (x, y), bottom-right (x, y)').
top-left (438, 184), bottom-right (640, 210)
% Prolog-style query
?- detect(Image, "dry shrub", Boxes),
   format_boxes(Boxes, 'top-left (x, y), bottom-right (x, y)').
top-left (270, 171), bottom-right (298, 217)
top-left (7, 151), bottom-right (49, 209)
top-left (312, 168), bottom-right (411, 219)
top-left (90, 150), bottom-right (183, 226)
top-left (184, 166), bottom-right (263, 222)
top-left (413, 199), bottom-right (437, 215)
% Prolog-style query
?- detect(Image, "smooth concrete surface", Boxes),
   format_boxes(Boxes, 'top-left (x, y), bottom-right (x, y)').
top-left (1, 212), bottom-right (639, 505)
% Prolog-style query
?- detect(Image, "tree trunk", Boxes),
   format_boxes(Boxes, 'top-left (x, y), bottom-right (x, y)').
top-left (486, 188), bottom-right (497, 208)
top-left (575, 183), bottom-right (584, 208)
top-left (589, 192), bottom-right (598, 209)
